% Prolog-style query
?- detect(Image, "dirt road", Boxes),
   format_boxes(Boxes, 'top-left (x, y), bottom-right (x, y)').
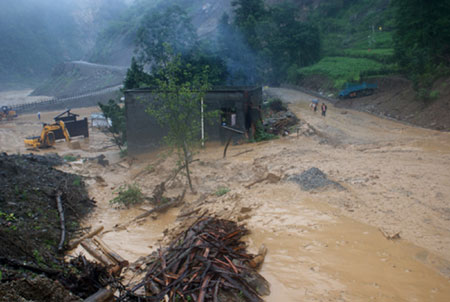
top-left (1, 88), bottom-right (450, 301)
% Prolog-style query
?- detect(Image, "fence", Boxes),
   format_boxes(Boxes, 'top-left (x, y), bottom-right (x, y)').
top-left (11, 85), bottom-right (123, 114)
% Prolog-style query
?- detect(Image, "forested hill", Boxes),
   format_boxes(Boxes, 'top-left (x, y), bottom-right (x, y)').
top-left (0, 0), bottom-right (129, 90)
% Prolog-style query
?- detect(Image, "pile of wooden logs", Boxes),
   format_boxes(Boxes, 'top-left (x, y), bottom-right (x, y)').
top-left (68, 226), bottom-right (129, 277)
top-left (119, 217), bottom-right (269, 302)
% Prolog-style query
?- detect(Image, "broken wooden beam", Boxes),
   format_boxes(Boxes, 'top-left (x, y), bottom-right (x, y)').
top-left (56, 192), bottom-right (66, 252)
top-left (68, 226), bottom-right (104, 250)
top-left (93, 237), bottom-right (129, 268)
top-left (80, 239), bottom-right (116, 267)
top-left (83, 288), bottom-right (115, 302)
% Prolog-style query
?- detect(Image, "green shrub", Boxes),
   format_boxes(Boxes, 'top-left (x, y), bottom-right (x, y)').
top-left (110, 183), bottom-right (144, 207)
top-left (72, 176), bottom-right (82, 187)
top-left (254, 121), bottom-right (278, 142)
top-left (215, 187), bottom-right (230, 197)
top-left (63, 155), bottom-right (77, 162)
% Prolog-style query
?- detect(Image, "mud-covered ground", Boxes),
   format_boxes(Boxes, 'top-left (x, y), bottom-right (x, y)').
top-left (334, 76), bottom-right (450, 131)
top-left (1, 88), bottom-right (450, 301)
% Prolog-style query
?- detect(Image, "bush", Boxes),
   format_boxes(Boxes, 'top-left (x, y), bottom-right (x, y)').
top-left (215, 187), bottom-right (230, 197)
top-left (63, 155), bottom-right (77, 162)
top-left (254, 121), bottom-right (278, 142)
top-left (110, 183), bottom-right (144, 207)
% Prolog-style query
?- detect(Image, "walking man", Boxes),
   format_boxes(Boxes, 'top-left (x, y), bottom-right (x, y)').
top-left (37, 111), bottom-right (41, 120)
top-left (321, 103), bottom-right (327, 117)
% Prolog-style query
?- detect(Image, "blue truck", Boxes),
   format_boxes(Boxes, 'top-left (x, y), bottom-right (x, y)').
top-left (338, 82), bottom-right (377, 99)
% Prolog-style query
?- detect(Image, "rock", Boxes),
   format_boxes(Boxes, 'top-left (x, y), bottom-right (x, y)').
top-left (288, 167), bottom-right (345, 191)
top-left (240, 207), bottom-right (252, 214)
top-left (266, 173), bottom-right (281, 184)
top-left (69, 141), bottom-right (81, 150)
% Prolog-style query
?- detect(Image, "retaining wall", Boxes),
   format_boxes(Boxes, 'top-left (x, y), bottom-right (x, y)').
top-left (11, 86), bottom-right (122, 114)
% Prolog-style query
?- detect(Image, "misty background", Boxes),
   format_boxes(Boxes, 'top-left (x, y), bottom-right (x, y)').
top-left (0, 0), bottom-right (133, 90)
top-left (0, 0), bottom-right (237, 92)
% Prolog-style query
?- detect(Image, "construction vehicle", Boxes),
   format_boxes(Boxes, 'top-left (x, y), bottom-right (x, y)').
top-left (54, 109), bottom-right (89, 138)
top-left (24, 120), bottom-right (70, 148)
top-left (338, 82), bottom-right (377, 99)
top-left (0, 106), bottom-right (18, 121)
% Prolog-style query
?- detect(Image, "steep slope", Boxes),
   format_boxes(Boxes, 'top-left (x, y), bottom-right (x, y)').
top-left (0, 0), bottom-right (130, 90)
top-left (89, 0), bottom-right (233, 67)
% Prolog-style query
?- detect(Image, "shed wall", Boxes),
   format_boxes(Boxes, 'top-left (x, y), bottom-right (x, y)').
top-left (125, 87), bottom-right (262, 155)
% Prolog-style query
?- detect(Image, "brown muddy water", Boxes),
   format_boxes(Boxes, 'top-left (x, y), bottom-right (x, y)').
top-left (2, 90), bottom-right (450, 301)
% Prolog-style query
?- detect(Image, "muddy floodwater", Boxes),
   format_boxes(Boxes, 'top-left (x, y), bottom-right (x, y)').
top-left (1, 88), bottom-right (449, 301)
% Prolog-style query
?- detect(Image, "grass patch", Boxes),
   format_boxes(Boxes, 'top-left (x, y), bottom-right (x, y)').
top-left (63, 155), bottom-right (78, 162)
top-left (110, 183), bottom-right (144, 207)
top-left (299, 56), bottom-right (396, 88)
top-left (215, 187), bottom-right (230, 197)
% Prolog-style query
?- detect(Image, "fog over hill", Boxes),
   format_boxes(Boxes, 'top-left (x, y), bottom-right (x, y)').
top-left (0, 0), bottom-right (131, 90)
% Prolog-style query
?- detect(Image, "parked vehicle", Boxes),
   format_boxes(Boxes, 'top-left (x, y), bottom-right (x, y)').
top-left (338, 82), bottom-right (377, 99)
top-left (0, 106), bottom-right (18, 121)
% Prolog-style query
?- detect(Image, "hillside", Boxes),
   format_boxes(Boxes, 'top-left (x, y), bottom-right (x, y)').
top-left (31, 61), bottom-right (127, 98)
top-left (0, 0), bottom-right (129, 90)
top-left (89, 0), bottom-right (233, 67)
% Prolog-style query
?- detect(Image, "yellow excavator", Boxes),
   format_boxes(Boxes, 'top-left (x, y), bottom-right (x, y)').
top-left (0, 106), bottom-right (17, 121)
top-left (24, 120), bottom-right (70, 148)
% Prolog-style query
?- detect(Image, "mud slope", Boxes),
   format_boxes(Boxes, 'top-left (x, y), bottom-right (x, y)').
top-left (335, 76), bottom-right (450, 131)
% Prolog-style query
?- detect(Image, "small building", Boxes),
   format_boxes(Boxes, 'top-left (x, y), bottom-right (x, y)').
top-left (124, 86), bottom-right (262, 155)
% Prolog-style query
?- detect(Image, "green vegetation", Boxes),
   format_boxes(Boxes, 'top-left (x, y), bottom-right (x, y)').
top-left (72, 176), bottom-right (82, 187)
top-left (110, 183), bottom-right (144, 207)
top-left (253, 121), bottom-right (278, 142)
top-left (215, 187), bottom-right (230, 197)
top-left (123, 4), bottom-right (227, 89)
top-left (392, 0), bottom-right (450, 99)
top-left (145, 48), bottom-right (216, 192)
top-left (98, 99), bottom-right (127, 151)
top-left (230, 0), bottom-right (321, 84)
top-left (299, 57), bottom-right (396, 88)
top-left (63, 155), bottom-right (77, 162)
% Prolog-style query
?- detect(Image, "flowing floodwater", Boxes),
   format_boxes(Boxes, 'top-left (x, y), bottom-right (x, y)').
top-left (2, 88), bottom-right (450, 301)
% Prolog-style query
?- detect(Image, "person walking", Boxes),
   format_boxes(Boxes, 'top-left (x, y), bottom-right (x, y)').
top-left (321, 103), bottom-right (327, 117)
top-left (37, 111), bottom-right (41, 120)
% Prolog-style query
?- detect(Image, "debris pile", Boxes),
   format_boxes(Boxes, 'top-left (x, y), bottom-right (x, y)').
top-left (120, 218), bottom-right (270, 302)
top-left (264, 110), bottom-right (299, 136)
top-left (288, 167), bottom-right (345, 191)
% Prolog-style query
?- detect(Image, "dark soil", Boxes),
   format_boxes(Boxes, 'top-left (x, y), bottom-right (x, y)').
top-left (0, 153), bottom-right (92, 263)
top-left (0, 153), bottom-right (111, 300)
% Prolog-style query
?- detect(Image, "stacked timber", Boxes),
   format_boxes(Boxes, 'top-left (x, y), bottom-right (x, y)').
top-left (119, 217), bottom-right (270, 302)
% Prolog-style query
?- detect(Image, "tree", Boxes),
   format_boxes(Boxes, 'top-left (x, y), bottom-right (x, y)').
top-left (231, 0), bottom-right (267, 50)
top-left (123, 57), bottom-right (152, 89)
top-left (132, 5), bottom-right (228, 87)
top-left (98, 99), bottom-right (127, 152)
top-left (145, 49), bottom-right (214, 192)
top-left (136, 5), bottom-right (197, 70)
top-left (230, 0), bottom-right (321, 84)
top-left (392, 0), bottom-right (450, 96)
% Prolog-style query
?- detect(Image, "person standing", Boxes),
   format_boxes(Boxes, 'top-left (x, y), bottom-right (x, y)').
top-left (321, 103), bottom-right (327, 117)
top-left (37, 111), bottom-right (41, 120)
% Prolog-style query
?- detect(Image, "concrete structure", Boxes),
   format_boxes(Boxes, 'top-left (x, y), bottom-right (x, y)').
top-left (124, 86), bottom-right (262, 155)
